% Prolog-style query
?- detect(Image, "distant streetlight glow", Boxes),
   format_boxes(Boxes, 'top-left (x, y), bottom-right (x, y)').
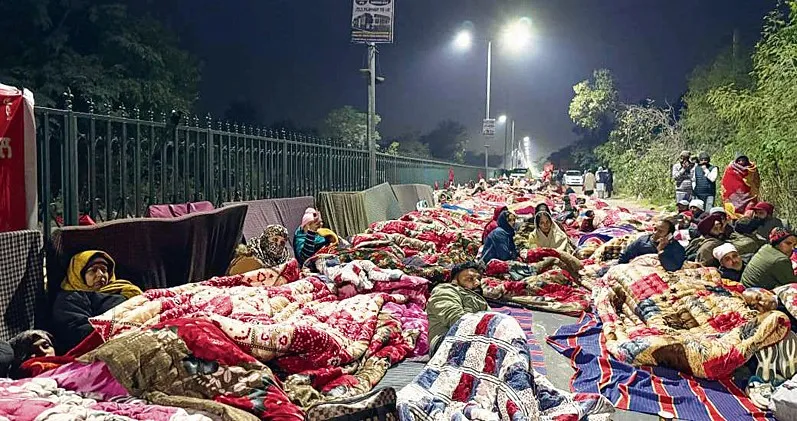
top-left (502, 18), bottom-right (532, 51)
top-left (523, 136), bottom-right (530, 143)
top-left (498, 115), bottom-right (507, 124)
top-left (454, 30), bottom-right (472, 50)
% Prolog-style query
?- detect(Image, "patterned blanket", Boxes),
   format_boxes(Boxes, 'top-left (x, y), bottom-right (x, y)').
top-left (596, 256), bottom-right (790, 379)
top-left (0, 377), bottom-right (213, 421)
top-left (396, 312), bottom-right (614, 421)
top-left (89, 263), bottom-right (428, 409)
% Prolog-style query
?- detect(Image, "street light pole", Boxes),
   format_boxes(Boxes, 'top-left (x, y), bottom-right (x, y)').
top-left (503, 118), bottom-right (509, 169)
top-left (367, 42), bottom-right (377, 187)
top-left (485, 40), bottom-right (492, 120)
top-left (510, 120), bottom-right (515, 168)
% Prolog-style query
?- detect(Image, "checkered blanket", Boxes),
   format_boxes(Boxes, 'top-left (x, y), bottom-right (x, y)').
top-left (396, 312), bottom-right (613, 421)
top-left (0, 230), bottom-right (44, 340)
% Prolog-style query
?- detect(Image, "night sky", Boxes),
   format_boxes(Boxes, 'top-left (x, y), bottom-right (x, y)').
top-left (161, 0), bottom-right (774, 159)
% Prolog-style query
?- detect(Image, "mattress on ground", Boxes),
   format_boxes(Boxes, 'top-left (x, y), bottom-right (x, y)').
top-left (318, 183), bottom-right (401, 238)
top-left (227, 196), bottom-right (314, 252)
top-left (391, 184), bottom-right (435, 214)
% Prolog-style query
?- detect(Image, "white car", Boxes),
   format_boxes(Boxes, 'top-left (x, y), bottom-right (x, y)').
top-left (564, 170), bottom-right (583, 186)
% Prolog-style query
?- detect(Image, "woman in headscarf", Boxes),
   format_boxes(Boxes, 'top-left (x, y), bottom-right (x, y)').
top-left (7, 330), bottom-right (56, 378)
top-left (481, 210), bottom-right (519, 263)
top-left (527, 211), bottom-right (575, 254)
top-left (722, 154), bottom-right (760, 214)
top-left (228, 224), bottom-right (291, 275)
top-left (294, 208), bottom-right (330, 265)
top-left (482, 206), bottom-right (508, 243)
top-left (52, 250), bottom-right (142, 351)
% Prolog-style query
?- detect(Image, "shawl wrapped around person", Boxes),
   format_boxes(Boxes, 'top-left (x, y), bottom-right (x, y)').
top-left (228, 225), bottom-right (292, 275)
top-left (481, 206), bottom-right (508, 243)
top-left (53, 251), bottom-right (143, 351)
top-left (526, 211), bottom-right (575, 254)
top-left (722, 158), bottom-right (761, 213)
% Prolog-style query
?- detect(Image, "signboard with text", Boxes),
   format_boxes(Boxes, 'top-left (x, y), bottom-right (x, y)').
top-left (0, 84), bottom-right (37, 233)
top-left (351, 0), bottom-right (394, 44)
top-left (482, 118), bottom-right (496, 137)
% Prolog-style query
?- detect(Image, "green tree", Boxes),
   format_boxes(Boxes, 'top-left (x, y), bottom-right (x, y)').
top-left (707, 1), bottom-right (797, 219)
top-left (0, 0), bottom-right (200, 111)
top-left (568, 69), bottom-right (619, 130)
top-left (421, 120), bottom-right (469, 163)
top-left (320, 106), bottom-right (381, 148)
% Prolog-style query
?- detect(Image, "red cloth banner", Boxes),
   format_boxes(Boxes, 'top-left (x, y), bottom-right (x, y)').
top-left (0, 84), bottom-right (37, 233)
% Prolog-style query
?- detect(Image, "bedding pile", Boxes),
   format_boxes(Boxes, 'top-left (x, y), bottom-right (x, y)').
top-left (594, 255), bottom-right (790, 379)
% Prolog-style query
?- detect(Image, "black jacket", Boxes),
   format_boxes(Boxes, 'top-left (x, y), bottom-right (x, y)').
top-left (52, 290), bottom-right (127, 352)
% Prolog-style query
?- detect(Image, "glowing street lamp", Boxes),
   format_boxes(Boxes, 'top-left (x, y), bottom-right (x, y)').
top-left (454, 30), bottom-right (472, 50)
top-left (502, 18), bottom-right (532, 51)
top-left (498, 114), bottom-right (507, 124)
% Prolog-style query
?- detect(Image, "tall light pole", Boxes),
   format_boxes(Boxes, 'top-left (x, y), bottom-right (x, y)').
top-left (453, 18), bottom-right (531, 172)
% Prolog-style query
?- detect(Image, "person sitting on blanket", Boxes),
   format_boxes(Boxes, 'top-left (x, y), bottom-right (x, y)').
top-left (689, 198), bottom-right (706, 221)
top-left (228, 224), bottom-right (291, 275)
top-left (53, 250), bottom-right (142, 351)
top-left (482, 205), bottom-right (508, 243)
top-left (677, 199), bottom-right (690, 213)
top-left (481, 210), bottom-right (519, 263)
top-left (293, 207), bottom-right (331, 265)
top-left (426, 262), bottom-right (489, 354)
top-left (713, 243), bottom-right (747, 282)
top-left (527, 211), bottom-right (575, 254)
top-left (7, 330), bottom-right (55, 378)
top-left (618, 218), bottom-right (686, 271)
top-left (751, 201), bottom-right (784, 239)
top-left (742, 227), bottom-right (797, 290)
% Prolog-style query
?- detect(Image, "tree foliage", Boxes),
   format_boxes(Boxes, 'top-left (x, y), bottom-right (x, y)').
top-left (421, 120), bottom-right (470, 163)
top-left (561, 1), bottom-right (797, 221)
top-left (568, 69), bottom-right (619, 131)
top-left (0, 0), bottom-right (200, 111)
top-left (320, 106), bottom-right (381, 148)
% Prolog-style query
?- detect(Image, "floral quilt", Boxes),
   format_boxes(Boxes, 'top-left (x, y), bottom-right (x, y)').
top-left (595, 255), bottom-right (790, 379)
top-left (89, 264), bottom-right (427, 409)
top-left (0, 377), bottom-right (213, 421)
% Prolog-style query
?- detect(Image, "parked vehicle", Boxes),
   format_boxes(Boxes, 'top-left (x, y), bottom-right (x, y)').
top-left (564, 170), bottom-right (584, 186)
top-left (509, 168), bottom-right (528, 180)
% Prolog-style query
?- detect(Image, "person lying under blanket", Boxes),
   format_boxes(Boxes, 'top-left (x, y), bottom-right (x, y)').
top-left (426, 261), bottom-right (489, 355)
top-left (228, 224), bottom-right (291, 275)
top-left (618, 218), bottom-right (686, 271)
top-left (52, 250), bottom-right (143, 351)
top-left (7, 330), bottom-right (56, 378)
top-left (714, 243), bottom-right (747, 282)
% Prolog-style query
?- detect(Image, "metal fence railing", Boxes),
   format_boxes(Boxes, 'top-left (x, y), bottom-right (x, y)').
top-left (36, 105), bottom-right (491, 234)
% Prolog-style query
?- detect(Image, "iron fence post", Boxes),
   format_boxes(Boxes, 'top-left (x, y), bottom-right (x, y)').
top-left (64, 93), bottom-right (79, 226)
top-left (281, 138), bottom-right (288, 197)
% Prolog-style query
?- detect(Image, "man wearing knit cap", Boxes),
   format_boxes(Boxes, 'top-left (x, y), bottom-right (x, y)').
top-left (742, 227), bottom-right (797, 289)
top-left (713, 243), bottom-right (745, 282)
top-left (751, 201), bottom-right (784, 239)
top-left (689, 199), bottom-right (705, 221)
top-left (692, 213), bottom-right (729, 267)
top-left (691, 152), bottom-right (718, 210)
top-left (676, 200), bottom-right (690, 214)
top-left (672, 151), bottom-right (694, 202)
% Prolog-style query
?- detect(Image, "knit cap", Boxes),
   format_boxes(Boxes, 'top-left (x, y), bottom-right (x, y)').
top-left (301, 208), bottom-right (322, 229)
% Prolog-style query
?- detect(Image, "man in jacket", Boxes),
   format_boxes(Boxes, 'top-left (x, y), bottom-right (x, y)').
top-left (672, 151), bottom-right (694, 202)
top-left (691, 152), bottom-right (718, 210)
top-left (751, 201), bottom-right (784, 239)
top-left (618, 218), bottom-right (686, 271)
top-left (426, 262), bottom-right (489, 353)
